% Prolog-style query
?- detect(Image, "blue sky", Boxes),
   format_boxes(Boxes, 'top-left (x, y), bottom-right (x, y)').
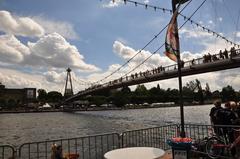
top-left (0, 0), bottom-right (240, 93)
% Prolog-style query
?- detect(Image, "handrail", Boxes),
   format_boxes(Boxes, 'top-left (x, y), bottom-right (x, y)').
top-left (67, 48), bottom-right (240, 100)
top-left (1, 124), bottom-right (240, 159)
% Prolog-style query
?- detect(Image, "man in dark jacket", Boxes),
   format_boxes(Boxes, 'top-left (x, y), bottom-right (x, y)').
top-left (209, 100), bottom-right (223, 135)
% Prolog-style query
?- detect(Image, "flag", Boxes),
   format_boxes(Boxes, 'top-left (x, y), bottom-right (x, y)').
top-left (164, 6), bottom-right (180, 62)
top-left (174, 0), bottom-right (189, 5)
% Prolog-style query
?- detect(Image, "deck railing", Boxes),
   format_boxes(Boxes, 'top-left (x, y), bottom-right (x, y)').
top-left (18, 133), bottom-right (119, 159)
top-left (0, 144), bottom-right (15, 159)
top-left (1, 124), bottom-right (240, 159)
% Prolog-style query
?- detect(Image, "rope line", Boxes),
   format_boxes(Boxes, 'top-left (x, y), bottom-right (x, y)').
top-left (95, 0), bottom-right (240, 86)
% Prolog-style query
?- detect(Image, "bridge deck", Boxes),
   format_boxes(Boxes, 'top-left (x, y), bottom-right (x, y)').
top-left (66, 54), bottom-right (240, 102)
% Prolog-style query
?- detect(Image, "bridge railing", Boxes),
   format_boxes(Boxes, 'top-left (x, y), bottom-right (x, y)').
top-left (0, 144), bottom-right (15, 159)
top-left (79, 48), bottom-right (240, 96)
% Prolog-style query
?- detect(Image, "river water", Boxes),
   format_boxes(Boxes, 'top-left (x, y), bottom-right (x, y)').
top-left (0, 104), bottom-right (212, 146)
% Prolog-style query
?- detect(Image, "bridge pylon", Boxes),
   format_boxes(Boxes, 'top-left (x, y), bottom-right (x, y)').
top-left (64, 68), bottom-right (74, 98)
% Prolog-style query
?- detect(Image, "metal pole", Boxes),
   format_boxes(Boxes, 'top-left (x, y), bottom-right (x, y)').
top-left (172, 0), bottom-right (185, 138)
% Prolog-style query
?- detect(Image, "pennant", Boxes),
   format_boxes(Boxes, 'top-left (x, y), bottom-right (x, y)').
top-left (174, 0), bottom-right (189, 5)
top-left (164, 6), bottom-right (180, 62)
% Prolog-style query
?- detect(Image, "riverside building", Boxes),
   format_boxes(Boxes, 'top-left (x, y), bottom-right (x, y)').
top-left (0, 83), bottom-right (36, 109)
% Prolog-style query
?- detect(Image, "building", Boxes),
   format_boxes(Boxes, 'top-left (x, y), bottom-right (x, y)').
top-left (0, 83), bottom-right (36, 108)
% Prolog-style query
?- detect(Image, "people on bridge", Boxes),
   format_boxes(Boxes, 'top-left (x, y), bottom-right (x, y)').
top-left (191, 59), bottom-right (195, 65)
top-left (230, 47), bottom-right (237, 59)
top-left (219, 50), bottom-right (224, 59)
top-left (223, 49), bottom-right (228, 59)
top-left (212, 54), bottom-right (218, 61)
top-left (180, 60), bottom-right (185, 68)
top-left (203, 53), bottom-right (212, 63)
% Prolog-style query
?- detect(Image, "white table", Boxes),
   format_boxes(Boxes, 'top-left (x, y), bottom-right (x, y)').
top-left (104, 147), bottom-right (165, 159)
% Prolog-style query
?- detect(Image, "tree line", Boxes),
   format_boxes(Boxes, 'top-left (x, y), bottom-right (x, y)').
top-left (32, 79), bottom-right (240, 108)
top-left (77, 79), bottom-right (240, 107)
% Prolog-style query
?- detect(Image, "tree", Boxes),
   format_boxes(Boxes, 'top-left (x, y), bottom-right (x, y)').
top-left (221, 85), bottom-right (236, 102)
top-left (182, 86), bottom-right (194, 103)
top-left (90, 96), bottom-right (107, 106)
top-left (0, 99), bottom-right (6, 108)
top-left (111, 91), bottom-right (128, 107)
top-left (186, 79), bottom-right (204, 104)
top-left (212, 90), bottom-right (221, 99)
top-left (121, 86), bottom-right (131, 94)
top-left (47, 91), bottom-right (63, 103)
top-left (134, 85), bottom-right (148, 96)
top-left (37, 89), bottom-right (47, 103)
top-left (204, 83), bottom-right (212, 100)
top-left (7, 99), bottom-right (16, 109)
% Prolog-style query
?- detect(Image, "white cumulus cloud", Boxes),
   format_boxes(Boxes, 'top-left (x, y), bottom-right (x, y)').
top-left (0, 10), bottom-right (44, 37)
top-left (33, 16), bottom-right (79, 40)
top-left (0, 34), bottom-right (30, 63)
top-left (102, 0), bottom-right (123, 8)
top-left (26, 33), bottom-right (100, 71)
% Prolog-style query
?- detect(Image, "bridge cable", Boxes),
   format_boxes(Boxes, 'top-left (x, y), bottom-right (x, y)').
top-left (95, 0), bottom-right (240, 86)
top-left (93, 0), bottom-right (192, 85)
top-left (108, 0), bottom-right (240, 48)
top-left (121, 0), bottom-right (207, 78)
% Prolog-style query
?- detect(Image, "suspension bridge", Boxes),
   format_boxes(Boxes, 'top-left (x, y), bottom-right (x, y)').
top-left (63, 0), bottom-right (240, 105)
top-left (65, 49), bottom-right (240, 103)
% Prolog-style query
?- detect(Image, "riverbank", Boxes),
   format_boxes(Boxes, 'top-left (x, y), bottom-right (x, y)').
top-left (0, 103), bottom-right (210, 114)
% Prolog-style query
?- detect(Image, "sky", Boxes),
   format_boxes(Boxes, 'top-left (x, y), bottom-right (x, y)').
top-left (0, 0), bottom-right (240, 94)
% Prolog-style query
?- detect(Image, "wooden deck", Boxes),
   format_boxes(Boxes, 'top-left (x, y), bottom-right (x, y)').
top-left (160, 150), bottom-right (172, 159)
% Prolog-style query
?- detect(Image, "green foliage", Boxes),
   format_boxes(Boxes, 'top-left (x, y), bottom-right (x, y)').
top-left (37, 89), bottom-right (47, 102)
top-left (221, 85), bottom-right (236, 102)
top-left (0, 99), bottom-right (6, 107)
top-left (47, 91), bottom-right (63, 103)
top-left (111, 91), bottom-right (129, 107)
top-left (7, 99), bottom-right (16, 109)
top-left (88, 96), bottom-right (107, 106)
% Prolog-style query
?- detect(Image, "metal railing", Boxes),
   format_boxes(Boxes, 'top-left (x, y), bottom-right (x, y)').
top-left (121, 124), bottom-right (179, 150)
top-left (0, 145), bottom-right (15, 159)
top-left (1, 124), bottom-right (240, 159)
top-left (79, 49), bottom-right (240, 94)
top-left (19, 133), bottom-right (119, 159)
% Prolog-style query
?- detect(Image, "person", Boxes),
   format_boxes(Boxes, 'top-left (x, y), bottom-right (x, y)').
top-left (51, 144), bottom-right (64, 159)
top-left (219, 50), bottom-right (224, 59)
top-left (215, 101), bottom-right (238, 156)
top-left (235, 102), bottom-right (240, 118)
top-left (209, 100), bottom-right (223, 135)
top-left (230, 47), bottom-right (237, 59)
top-left (55, 145), bottom-right (64, 159)
top-left (223, 49), bottom-right (228, 59)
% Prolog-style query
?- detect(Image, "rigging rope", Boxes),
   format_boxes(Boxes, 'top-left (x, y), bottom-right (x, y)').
top-left (95, 0), bottom-right (240, 86)
top-left (117, 0), bottom-right (207, 78)
top-left (93, 0), bottom-right (192, 85)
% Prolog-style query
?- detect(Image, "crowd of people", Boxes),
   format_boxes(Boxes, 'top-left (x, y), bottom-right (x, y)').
top-left (209, 100), bottom-right (240, 156)
top-left (203, 47), bottom-right (239, 63)
top-left (84, 47), bottom-right (239, 93)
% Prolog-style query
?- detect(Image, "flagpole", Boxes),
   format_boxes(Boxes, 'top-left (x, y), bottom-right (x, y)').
top-left (172, 0), bottom-right (186, 138)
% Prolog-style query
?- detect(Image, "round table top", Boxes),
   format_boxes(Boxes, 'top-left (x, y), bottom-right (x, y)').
top-left (104, 147), bottom-right (165, 159)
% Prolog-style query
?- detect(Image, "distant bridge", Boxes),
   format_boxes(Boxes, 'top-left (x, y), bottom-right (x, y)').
top-left (65, 49), bottom-right (240, 103)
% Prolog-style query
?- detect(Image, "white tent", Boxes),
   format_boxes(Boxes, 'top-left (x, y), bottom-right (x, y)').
top-left (42, 103), bottom-right (51, 108)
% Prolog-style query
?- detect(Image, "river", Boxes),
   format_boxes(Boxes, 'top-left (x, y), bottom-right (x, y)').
top-left (0, 104), bottom-right (212, 146)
